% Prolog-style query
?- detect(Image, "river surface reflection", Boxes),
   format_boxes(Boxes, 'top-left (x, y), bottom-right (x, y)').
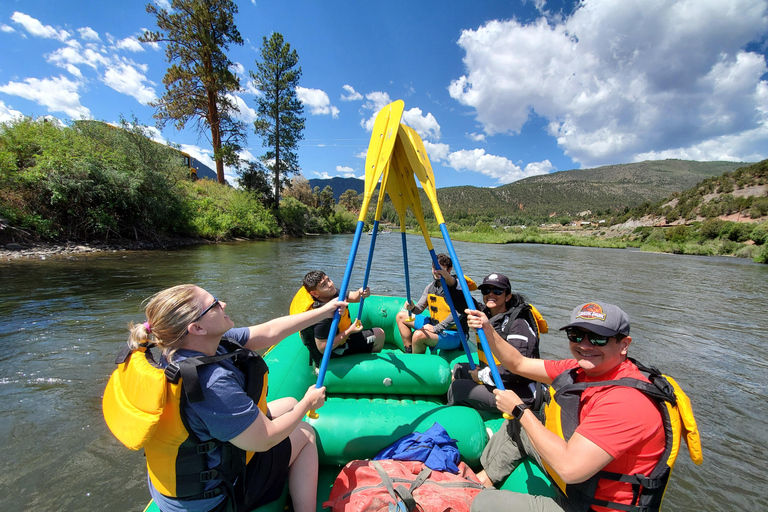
top-left (1, 235), bottom-right (766, 511)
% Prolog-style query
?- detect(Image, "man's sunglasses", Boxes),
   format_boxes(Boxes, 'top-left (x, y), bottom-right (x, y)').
top-left (194, 297), bottom-right (220, 322)
top-left (481, 287), bottom-right (506, 296)
top-left (565, 327), bottom-right (614, 346)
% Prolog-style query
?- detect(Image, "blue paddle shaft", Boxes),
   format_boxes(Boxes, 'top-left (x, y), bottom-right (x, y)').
top-left (316, 221), bottom-right (365, 388)
top-left (401, 232), bottom-right (411, 304)
top-left (357, 220), bottom-right (380, 320)
top-left (428, 249), bottom-right (476, 371)
top-left (438, 224), bottom-right (504, 389)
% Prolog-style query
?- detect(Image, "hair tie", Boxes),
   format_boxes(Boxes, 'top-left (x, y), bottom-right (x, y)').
top-left (143, 321), bottom-right (152, 334)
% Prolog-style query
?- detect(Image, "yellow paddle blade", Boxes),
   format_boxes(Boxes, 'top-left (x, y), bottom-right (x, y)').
top-left (360, 100), bottom-right (404, 221)
top-left (397, 124), bottom-right (445, 225)
top-left (373, 162), bottom-right (392, 221)
top-left (384, 158), bottom-right (409, 222)
top-left (391, 140), bottom-right (434, 251)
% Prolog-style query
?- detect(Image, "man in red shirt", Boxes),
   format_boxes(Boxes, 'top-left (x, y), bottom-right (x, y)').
top-left (467, 301), bottom-right (666, 512)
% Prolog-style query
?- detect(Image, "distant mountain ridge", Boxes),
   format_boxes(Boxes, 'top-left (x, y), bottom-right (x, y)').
top-left (308, 159), bottom-right (750, 221)
top-left (308, 177), bottom-right (365, 201)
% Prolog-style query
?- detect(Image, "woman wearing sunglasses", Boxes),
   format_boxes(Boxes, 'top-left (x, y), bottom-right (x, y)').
top-left (467, 302), bottom-right (672, 512)
top-left (447, 273), bottom-right (541, 412)
top-left (105, 284), bottom-right (345, 512)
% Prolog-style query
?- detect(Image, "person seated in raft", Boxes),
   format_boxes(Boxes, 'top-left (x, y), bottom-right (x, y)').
top-left (302, 270), bottom-right (386, 360)
top-left (112, 284), bottom-right (340, 512)
top-left (447, 273), bottom-right (541, 411)
top-left (468, 301), bottom-right (699, 512)
top-left (394, 253), bottom-right (475, 354)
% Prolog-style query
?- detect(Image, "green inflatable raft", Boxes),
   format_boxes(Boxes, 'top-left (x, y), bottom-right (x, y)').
top-left (144, 296), bottom-right (556, 512)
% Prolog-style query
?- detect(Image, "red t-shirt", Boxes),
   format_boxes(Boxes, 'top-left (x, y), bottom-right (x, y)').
top-left (544, 359), bottom-right (665, 512)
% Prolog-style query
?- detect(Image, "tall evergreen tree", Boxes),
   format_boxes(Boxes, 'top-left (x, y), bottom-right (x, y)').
top-left (140, 0), bottom-right (245, 184)
top-left (251, 33), bottom-right (305, 208)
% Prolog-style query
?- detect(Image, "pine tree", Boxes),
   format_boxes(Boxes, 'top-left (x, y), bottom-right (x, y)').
top-left (140, 0), bottom-right (245, 184)
top-left (251, 33), bottom-right (305, 208)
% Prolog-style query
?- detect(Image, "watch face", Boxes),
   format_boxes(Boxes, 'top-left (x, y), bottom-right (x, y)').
top-left (513, 404), bottom-right (527, 420)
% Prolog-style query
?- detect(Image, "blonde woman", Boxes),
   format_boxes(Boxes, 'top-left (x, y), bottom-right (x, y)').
top-left (109, 284), bottom-right (344, 512)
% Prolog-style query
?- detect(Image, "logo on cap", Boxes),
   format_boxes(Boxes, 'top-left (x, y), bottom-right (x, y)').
top-left (576, 303), bottom-right (606, 322)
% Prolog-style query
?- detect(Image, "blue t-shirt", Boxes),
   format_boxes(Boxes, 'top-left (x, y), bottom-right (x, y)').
top-left (150, 327), bottom-right (260, 512)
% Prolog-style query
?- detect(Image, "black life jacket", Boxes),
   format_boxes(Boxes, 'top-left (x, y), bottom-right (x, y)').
top-left (541, 358), bottom-right (702, 512)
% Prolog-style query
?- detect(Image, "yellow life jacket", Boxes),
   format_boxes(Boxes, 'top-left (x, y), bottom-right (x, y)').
top-left (540, 358), bottom-right (702, 512)
top-left (427, 275), bottom-right (477, 324)
top-left (290, 286), bottom-right (352, 366)
top-left (103, 340), bottom-right (269, 501)
top-left (477, 303), bottom-right (544, 368)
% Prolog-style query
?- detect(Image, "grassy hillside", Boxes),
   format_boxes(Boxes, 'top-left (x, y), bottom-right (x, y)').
top-left (434, 160), bottom-right (747, 222)
top-left (309, 160), bottom-right (748, 226)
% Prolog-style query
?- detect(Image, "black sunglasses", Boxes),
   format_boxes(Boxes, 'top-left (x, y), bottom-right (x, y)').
top-left (565, 327), bottom-right (616, 346)
top-left (194, 297), bottom-right (220, 322)
top-left (481, 287), bottom-right (506, 296)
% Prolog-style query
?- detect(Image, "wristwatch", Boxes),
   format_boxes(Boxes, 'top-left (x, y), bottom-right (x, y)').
top-left (511, 404), bottom-right (528, 421)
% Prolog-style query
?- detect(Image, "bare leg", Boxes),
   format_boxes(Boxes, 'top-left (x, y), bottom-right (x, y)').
top-left (475, 469), bottom-right (494, 488)
top-left (287, 423), bottom-right (319, 512)
top-left (395, 310), bottom-right (415, 349)
top-left (372, 327), bottom-right (386, 352)
top-left (412, 326), bottom-right (439, 354)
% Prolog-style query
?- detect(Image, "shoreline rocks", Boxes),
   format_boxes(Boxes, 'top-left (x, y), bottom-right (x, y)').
top-left (0, 237), bottom-right (211, 262)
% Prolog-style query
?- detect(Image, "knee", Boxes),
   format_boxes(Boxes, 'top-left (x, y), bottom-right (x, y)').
top-left (296, 422), bottom-right (316, 444)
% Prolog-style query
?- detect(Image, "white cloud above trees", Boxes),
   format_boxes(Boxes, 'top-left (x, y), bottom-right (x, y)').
top-left (449, 0), bottom-right (768, 168)
top-left (296, 87), bottom-right (340, 118)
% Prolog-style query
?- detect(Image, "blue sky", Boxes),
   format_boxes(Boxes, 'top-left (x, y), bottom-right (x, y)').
top-left (1, 0), bottom-right (768, 188)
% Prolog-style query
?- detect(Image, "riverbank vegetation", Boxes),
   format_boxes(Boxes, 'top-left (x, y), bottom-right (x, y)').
top-left (2, 116), bottom-right (766, 264)
top-left (0, 118), bottom-right (349, 245)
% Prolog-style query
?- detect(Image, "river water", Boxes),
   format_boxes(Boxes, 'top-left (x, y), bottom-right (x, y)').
top-left (1, 235), bottom-right (766, 511)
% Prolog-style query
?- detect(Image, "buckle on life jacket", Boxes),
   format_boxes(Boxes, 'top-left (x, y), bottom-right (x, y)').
top-left (199, 469), bottom-right (219, 482)
top-left (202, 488), bottom-right (222, 499)
top-left (164, 363), bottom-right (181, 384)
top-left (197, 440), bottom-right (217, 454)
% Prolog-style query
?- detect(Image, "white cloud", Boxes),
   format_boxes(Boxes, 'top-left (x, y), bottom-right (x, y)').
top-left (102, 62), bottom-right (157, 105)
top-left (403, 107), bottom-right (441, 141)
top-left (231, 62), bottom-right (245, 75)
top-left (227, 93), bottom-right (258, 123)
top-left (46, 40), bottom-right (110, 74)
top-left (1, 24), bottom-right (15, 33)
top-left (11, 12), bottom-right (70, 41)
top-left (423, 141), bottom-right (451, 162)
top-left (0, 100), bottom-right (23, 123)
top-left (467, 132), bottom-right (486, 142)
top-left (296, 87), bottom-right (339, 118)
top-left (449, 0), bottom-right (768, 167)
top-left (444, 148), bottom-right (550, 184)
top-left (341, 84), bottom-right (363, 101)
top-left (335, 165), bottom-right (357, 177)
top-left (154, 0), bottom-right (172, 10)
top-left (78, 27), bottom-right (100, 41)
top-left (0, 75), bottom-right (90, 118)
top-left (116, 36), bottom-right (144, 52)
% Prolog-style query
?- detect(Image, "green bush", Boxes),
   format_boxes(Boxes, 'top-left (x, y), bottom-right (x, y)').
top-left (723, 222), bottom-right (752, 242)
top-left (750, 221), bottom-right (768, 245)
top-left (754, 244), bottom-right (768, 264)
top-left (277, 196), bottom-right (311, 236)
top-left (699, 218), bottom-right (725, 240)
top-left (665, 225), bottom-right (689, 243)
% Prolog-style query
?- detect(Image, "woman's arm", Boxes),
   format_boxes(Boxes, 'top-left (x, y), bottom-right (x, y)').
top-left (230, 385), bottom-right (326, 452)
top-left (243, 299), bottom-right (346, 352)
